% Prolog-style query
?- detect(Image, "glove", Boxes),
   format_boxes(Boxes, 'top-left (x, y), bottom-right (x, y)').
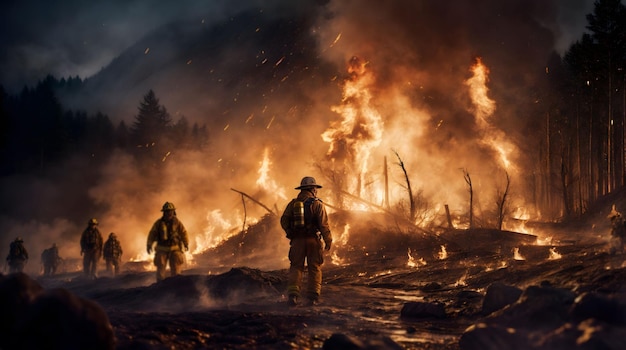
top-left (147, 246), bottom-right (152, 254)
top-left (324, 241), bottom-right (332, 251)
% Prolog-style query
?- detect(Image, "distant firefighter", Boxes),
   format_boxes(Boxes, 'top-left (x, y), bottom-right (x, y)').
top-left (6, 237), bottom-right (29, 273)
top-left (147, 202), bottom-right (189, 282)
top-left (80, 218), bottom-right (103, 279)
top-left (103, 232), bottom-right (123, 276)
top-left (41, 243), bottom-right (61, 276)
top-left (608, 205), bottom-right (626, 255)
top-left (280, 176), bottom-right (332, 306)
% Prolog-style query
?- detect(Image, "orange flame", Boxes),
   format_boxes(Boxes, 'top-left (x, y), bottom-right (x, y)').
top-left (322, 56), bottom-right (384, 199)
top-left (466, 57), bottom-right (518, 173)
top-left (255, 147), bottom-right (286, 200)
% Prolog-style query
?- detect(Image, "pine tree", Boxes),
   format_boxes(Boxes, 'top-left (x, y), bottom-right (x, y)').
top-left (131, 89), bottom-right (172, 146)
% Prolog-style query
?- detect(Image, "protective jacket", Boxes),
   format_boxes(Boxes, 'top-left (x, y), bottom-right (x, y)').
top-left (281, 191), bottom-right (332, 245)
top-left (7, 240), bottom-right (28, 263)
top-left (147, 216), bottom-right (189, 252)
top-left (103, 237), bottom-right (123, 260)
top-left (80, 227), bottom-right (103, 253)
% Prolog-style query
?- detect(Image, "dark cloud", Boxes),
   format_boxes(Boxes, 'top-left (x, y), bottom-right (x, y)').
top-left (0, 0), bottom-right (318, 93)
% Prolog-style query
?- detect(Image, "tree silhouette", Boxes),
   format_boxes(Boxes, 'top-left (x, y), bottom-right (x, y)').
top-left (130, 90), bottom-right (174, 166)
top-left (131, 89), bottom-right (172, 146)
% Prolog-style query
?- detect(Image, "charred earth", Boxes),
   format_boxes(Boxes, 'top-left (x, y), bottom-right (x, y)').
top-left (2, 209), bottom-right (626, 350)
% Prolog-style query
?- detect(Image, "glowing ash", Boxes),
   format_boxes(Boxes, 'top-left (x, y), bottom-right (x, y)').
top-left (437, 245), bottom-right (448, 260)
top-left (407, 248), bottom-right (427, 268)
top-left (331, 251), bottom-right (345, 266)
top-left (513, 247), bottom-right (525, 261)
top-left (548, 247), bottom-right (562, 260)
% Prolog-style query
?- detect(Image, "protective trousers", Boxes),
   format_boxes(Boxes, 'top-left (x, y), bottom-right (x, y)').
top-left (288, 236), bottom-right (324, 300)
top-left (154, 250), bottom-right (185, 282)
top-left (83, 250), bottom-right (100, 278)
top-left (106, 259), bottom-right (121, 276)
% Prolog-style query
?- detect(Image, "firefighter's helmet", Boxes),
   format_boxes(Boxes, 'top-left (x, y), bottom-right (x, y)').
top-left (88, 218), bottom-right (98, 225)
top-left (295, 176), bottom-right (323, 190)
top-left (161, 202), bottom-right (176, 211)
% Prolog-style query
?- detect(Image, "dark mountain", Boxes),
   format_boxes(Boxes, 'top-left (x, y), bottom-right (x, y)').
top-left (60, 5), bottom-right (341, 127)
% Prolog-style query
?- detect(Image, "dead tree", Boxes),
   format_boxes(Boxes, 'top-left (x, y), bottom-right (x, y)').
top-left (314, 162), bottom-right (346, 209)
top-left (384, 156), bottom-right (390, 209)
top-left (495, 171), bottom-right (511, 230)
top-left (463, 169), bottom-right (474, 229)
top-left (394, 150), bottom-right (415, 222)
top-left (230, 188), bottom-right (277, 246)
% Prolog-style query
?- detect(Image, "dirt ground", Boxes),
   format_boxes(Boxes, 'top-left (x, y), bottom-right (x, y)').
top-left (29, 222), bottom-right (626, 349)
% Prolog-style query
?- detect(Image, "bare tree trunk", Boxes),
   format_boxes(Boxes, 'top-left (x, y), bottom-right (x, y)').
top-left (445, 204), bottom-right (454, 228)
top-left (239, 193), bottom-right (247, 240)
top-left (495, 172), bottom-right (510, 230)
top-left (384, 156), bottom-right (390, 209)
top-left (394, 151), bottom-right (415, 222)
top-left (463, 169), bottom-right (474, 229)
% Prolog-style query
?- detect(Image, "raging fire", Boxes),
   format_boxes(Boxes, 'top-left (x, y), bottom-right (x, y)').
top-left (466, 57), bottom-right (518, 173)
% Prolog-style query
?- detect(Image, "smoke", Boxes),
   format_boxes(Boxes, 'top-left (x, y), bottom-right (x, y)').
top-left (309, 0), bottom-right (579, 218)
top-left (0, 0), bottom-right (610, 275)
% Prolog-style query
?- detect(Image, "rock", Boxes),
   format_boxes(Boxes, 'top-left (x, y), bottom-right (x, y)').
top-left (17, 288), bottom-right (115, 350)
top-left (0, 272), bottom-right (45, 348)
top-left (400, 301), bottom-right (446, 319)
top-left (482, 282), bottom-right (522, 315)
top-left (570, 292), bottom-right (626, 325)
top-left (323, 333), bottom-right (364, 350)
top-left (459, 323), bottom-right (530, 350)
top-left (323, 333), bottom-right (404, 350)
top-left (0, 273), bottom-right (115, 350)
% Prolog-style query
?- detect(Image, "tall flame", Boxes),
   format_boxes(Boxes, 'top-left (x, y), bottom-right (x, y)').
top-left (255, 147), bottom-right (286, 200)
top-left (322, 56), bottom-right (384, 198)
top-left (465, 57), bottom-right (518, 173)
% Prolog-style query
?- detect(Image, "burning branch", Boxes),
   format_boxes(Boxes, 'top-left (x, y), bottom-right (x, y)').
top-left (229, 188), bottom-right (276, 216)
top-left (463, 169), bottom-right (474, 229)
top-left (394, 150), bottom-right (415, 222)
top-left (339, 190), bottom-right (430, 234)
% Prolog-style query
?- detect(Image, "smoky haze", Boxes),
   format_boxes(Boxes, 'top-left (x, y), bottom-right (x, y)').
top-left (0, 0), bottom-right (602, 273)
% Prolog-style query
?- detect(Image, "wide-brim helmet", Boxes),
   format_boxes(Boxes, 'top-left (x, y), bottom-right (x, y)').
top-left (161, 202), bottom-right (176, 211)
top-left (295, 176), bottom-right (323, 190)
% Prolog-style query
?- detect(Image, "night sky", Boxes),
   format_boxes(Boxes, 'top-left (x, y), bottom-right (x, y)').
top-left (0, 0), bottom-right (598, 94)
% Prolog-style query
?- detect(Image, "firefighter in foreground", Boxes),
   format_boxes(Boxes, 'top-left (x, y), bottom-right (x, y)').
top-left (147, 202), bottom-right (189, 282)
top-left (103, 232), bottom-right (123, 277)
top-left (281, 176), bottom-right (332, 306)
top-left (80, 218), bottom-right (103, 279)
top-left (41, 243), bottom-right (61, 276)
top-left (6, 237), bottom-right (29, 273)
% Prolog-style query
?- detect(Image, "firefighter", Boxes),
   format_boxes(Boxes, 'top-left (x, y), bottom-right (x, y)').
top-left (147, 202), bottom-right (189, 282)
top-left (80, 218), bottom-right (103, 279)
top-left (41, 243), bottom-right (61, 276)
top-left (6, 237), bottom-right (29, 273)
top-left (103, 232), bottom-right (123, 276)
top-left (608, 205), bottom-right (626, 255)
top-left (280, 176), bottom-right (332, 306)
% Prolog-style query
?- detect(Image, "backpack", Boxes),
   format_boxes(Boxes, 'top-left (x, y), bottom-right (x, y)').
top-left (291, 198), bottom-right (316, 229)
top-left (9, 241), bottom-right (24, 259)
